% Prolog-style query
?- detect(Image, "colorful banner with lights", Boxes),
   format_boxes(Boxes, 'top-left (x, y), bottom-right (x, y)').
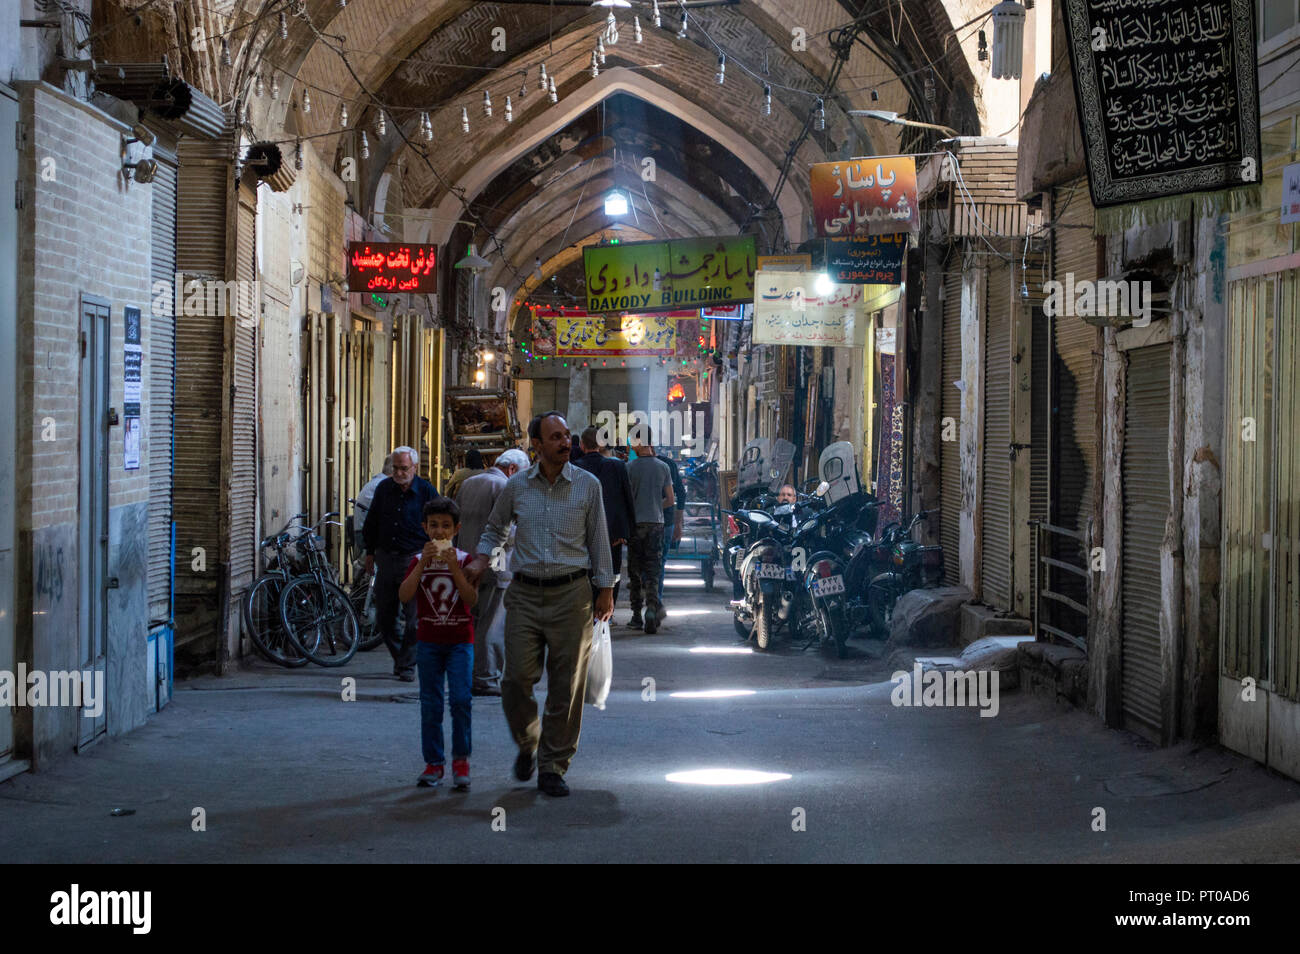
top-left (583, 235), bottom-right (757, 313)
top-left (810, 156), bottom-right (918, 238)
top-left (346, 243), bottom-right (438, 293)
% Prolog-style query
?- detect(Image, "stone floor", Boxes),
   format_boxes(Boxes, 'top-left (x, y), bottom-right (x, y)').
top-left (4, 563), bottom-right (1300, 863)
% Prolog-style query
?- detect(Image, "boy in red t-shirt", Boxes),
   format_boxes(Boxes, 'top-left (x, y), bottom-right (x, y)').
top-left (398, 498), bottom-right (478, 789)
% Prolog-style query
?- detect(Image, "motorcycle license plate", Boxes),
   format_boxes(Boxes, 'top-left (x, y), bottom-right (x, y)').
top-left (756, 563), bottom-right (787, 579)
top-left (812, 575), bottom-right (845, 596)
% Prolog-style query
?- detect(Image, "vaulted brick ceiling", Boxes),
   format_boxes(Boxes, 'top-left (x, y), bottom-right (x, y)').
top-left (119, 0), bottom-right (978, 287)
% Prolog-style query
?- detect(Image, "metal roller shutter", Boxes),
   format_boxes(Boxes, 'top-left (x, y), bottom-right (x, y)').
top-left (982, 262), bottom-right (1013, 609)
top-left (174, 134), bottom-right (231, 612)
top-left (1121, 343), bottom-right (1172, 742)
top-left (229, 181), bottom-right (258, 592)
top-left (1050, 179), bottom-right (1100, 541)
top-left (148, 143), bottom-right (177, 623)
top-left (939, 257), bottom-right (963, 584)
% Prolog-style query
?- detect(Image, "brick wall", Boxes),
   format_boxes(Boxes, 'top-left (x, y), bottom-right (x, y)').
top-left (20, 83), bottom-right (153, 531)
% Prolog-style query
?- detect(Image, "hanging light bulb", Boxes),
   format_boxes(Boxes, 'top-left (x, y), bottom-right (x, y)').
top-left (340, 103), bottom-right (348, 127)
top-left (360, 130), bottom-right (369, 159)
top-left (221, 38), bottom-right (231, 67)
top-left (677, 6), bottom-right (688, 38)
top-left (270, 74), bottom-right (280, 99)
top-left (519, 76), bottom-right (528, 100)
top-left (652, 0), bottom-right (661, 28)
top-left (421, 111), bottom-right (433, 141)
top-left (597, 37), bottom-right (606, 64)
top-left (590, 51), bottom-right (600, 78)
top-left (539, 61), bottom-right (548, 91)
top-left (815, 98), bottom-right (825, 130)
top-left (375, 108), bottom-right (386, 136)
top-left (505, 95), bottom-right (513, 122)
top-left (762, 84), bottom-right (772, 115)
top-left (605, 12), bottom-right (619, 44)
top-left (294, 140), bottom-right (303, 170)
top-left (634, 16), bottom-right (642, 43)
top-left (548, 75), bottom-right (558, 104)
top-left (870, 88), bottom-right (879, 103)
top-left (482, 89), bottom-right (492, 117)
top-left (278, 11), bottom-right (288, 40)
top-left (977, 29), bottom-right (989, 62)
top-left (990, 1), bottom-right (1027, 80)
top-left (716, 54), bottom-right (725, 84)
top-left (254, 73), bottom-right (264, 97)
top-left (461, 106), bottom-right (470, 133)
top-left (301, 89), bottom-right (310, 114)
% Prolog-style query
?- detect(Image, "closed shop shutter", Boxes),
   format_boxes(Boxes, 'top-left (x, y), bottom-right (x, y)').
top-left (528, 378), bottom-right (569, 420)
top-left (1050, 178), bottom-right (1099, 543)
top-left (982, 263), bottom-right (1013, 609)
top-left (174, 134), bottom-right (231, 609)
top-left (939, 257), bottom-right (963, 584)
top-left (229, 181), bottom-right (258, 592)
top-left (1121, 343), bottom-right (1172, 742)
top-left (591, 369), bottom-right (649, 426)
top-left (148, 143), bottom-right (177, 623)
top-left (1273, 270), bottom-right (1300, 700)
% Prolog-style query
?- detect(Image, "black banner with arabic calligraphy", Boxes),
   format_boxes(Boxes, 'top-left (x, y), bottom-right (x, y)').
top-left (1060, 0), bottom-right (1261, 207)
top-left (346, 243), bottom-right (438, 294)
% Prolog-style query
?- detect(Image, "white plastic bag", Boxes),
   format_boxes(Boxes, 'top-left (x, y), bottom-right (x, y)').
top-left (585, 619), bottom-right (613, 710)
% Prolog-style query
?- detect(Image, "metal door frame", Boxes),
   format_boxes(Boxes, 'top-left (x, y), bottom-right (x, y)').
top-left (78, 294), bottom-right (111, 748)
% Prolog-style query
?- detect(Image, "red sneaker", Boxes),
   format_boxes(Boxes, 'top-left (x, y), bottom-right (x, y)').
top-left (452, 758), bottom-right (470, 791)
top-left (417, 763), bottom-right (444, 787)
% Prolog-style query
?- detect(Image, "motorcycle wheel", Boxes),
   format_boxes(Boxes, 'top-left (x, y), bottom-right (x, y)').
top-left (754, 599), bottom-right (772, 651)
top-left (868, 585), bottom-right (896, 638)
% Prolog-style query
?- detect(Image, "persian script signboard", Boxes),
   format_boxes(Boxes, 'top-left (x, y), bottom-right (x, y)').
top-left (810, 156), bottom-right (919, 237)
top-left (346, 243), bottom-right (438, 293)
top-left (583, 236), bottom-right (756, 313)
top-left (752, 271), bottom-right (869, 348)
top-left (557, 314), bottom-right (679, 355)
top-left (825, 234), bottom-right (907, 284)
top-left (1060, 0), bottom-right (1261, 207)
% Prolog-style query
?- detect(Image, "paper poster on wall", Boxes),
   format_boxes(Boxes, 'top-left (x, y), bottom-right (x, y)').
top-left (1283, 163), bottom-right (1300, 225)
top-left (124, 305), bottom-right (142, 471)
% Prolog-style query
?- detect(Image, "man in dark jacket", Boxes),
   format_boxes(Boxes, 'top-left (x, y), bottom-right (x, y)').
top-left (656, 448), bottom-right (686, 608)
top-left (573, 425), bottom-right (635, 606)
top-left (362, 445), bottom-right (440, 681)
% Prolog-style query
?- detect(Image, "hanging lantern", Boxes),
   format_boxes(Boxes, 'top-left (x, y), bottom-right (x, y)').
top-left (461, 106), bottom-right (470, 133)
top-left (716, 54), bottom-right (725, 85)
top-left (634, 16), bottom-right (642, 43)
top-left (360, 130), bottom-right (369, 159)
top-left (990, 1), bottom-right (1026, 80)
top-left (483, 89), bottom-right (492, 117)
top-left (539, 62), bottom-right (548, 91)
top-left (505, 95), bottom-right (513, 123)
top-left (270, 75), bottom-right (280, 99)
top-left (340, 103), bottom-right (348, 127)
top-left (549, 76), bottom-right (558, 103)
top-left (375, 109), bottom-right (386, 136)
top-left (278, 11), bottom-right (288, 40)
top-left (254, 73), bottom-right (264, 97)
top-left (302, 89), bottom-right (311, 114)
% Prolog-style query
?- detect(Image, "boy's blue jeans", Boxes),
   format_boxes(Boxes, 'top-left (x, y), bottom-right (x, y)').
top-left (416, 641), bottom-right (473, 765)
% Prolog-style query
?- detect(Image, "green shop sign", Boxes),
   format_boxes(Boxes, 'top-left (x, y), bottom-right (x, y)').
top-left (583, 235), bottom-right (756, 314)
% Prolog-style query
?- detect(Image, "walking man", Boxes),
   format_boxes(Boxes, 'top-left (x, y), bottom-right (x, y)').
top-left (574, 425), bottom-right (635, 608)
top-left (455, 448), bottom-right (530, 696)
top-left (656, 447), bottom-right (686, 610)
top-left (468, 412), bottom-right (614, 797)
top-left (363, 446), bottom-right (439, 681)
top-left (626, 440), bottom-right (674, 634)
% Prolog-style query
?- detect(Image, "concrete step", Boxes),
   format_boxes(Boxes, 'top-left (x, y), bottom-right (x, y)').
top-left (1017, 640), bottom-right (1088, 708)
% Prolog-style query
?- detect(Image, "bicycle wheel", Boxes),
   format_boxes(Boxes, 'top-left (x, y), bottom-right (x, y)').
top-left (350, 575), bottom-right (386, 651)
top-left (279, 576), bottom-right (362, 667)
top-left (243, 575), bottom-right (310, 668)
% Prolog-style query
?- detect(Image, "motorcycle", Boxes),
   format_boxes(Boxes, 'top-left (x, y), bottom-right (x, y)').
top-left (862, 510), bottom-right (945, 638)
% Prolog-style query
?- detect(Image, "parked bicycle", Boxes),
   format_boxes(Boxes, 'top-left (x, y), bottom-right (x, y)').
top-left (345, 500), bottom-right (387, 653)
top-left (277, 512), bottom-right (363, 667)
top-left (242, 513), bottom-right (312, 668)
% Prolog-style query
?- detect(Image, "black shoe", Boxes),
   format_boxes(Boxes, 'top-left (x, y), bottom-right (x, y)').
top-left (538, 772), bottom-right (570, 797)
top-left (514, 747), bottom-right (537, 782)
top-left (644, 608), bottom-right (658, 634)
top-left (397, 670), bottom-right (415, 683)
top-left (628, 611), bottom-right (643, 629)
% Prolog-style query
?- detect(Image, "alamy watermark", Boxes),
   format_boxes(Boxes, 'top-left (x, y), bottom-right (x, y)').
top-left (0, 665), bottom-right (105, 718)
top-left (593, 402), bottom-right (708, 456)
top-left (1043, 273), bottom-right (1152, 327)
top-left (890, 663), bottom-right (999, 718)
top-left (151, 272), bottom-right (261, 324)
